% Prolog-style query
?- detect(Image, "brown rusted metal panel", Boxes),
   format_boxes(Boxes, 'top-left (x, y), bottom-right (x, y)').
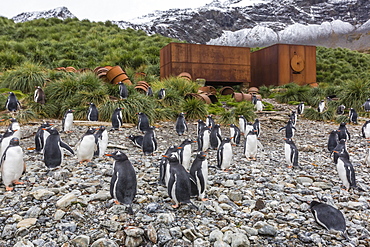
top-left (251, 44), bottom-right (316, 87)
top-left (160, 43), bottom-right (251, 85)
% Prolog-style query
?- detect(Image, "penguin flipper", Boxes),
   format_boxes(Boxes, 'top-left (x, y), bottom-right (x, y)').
top-left (61, 141), bottom-right (74, 155)
top-left (278, 127), bottom-right (285, 132)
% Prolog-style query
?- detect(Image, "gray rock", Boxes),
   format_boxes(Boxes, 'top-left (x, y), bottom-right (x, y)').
top-left (56, 193), bottom-right (78, 209)
top-left (209, 229), bottom-right (224, 242)
top-left (91, 238), bottom-right (119, 247)
top-left (157, 228), bottom-right (172, 246)
top-left (14, 239), bottom-right (34, 247)
top-left (25, 206), bottom-right (42, 218)
top-left (258, 224), bottom-right (277, 236)
top-left (214, 240), bottom-right (231, 247)
top-left (169, 226), bottom-right (182, 239)
top-left (56, 222), bottom-right (77, 233)
top-left (183, 228), bottom-right (197, 241)
top-left (31, 189), bottom-right (55, 200)
top-left (156, 213), bottom-right (175, 224)
top-left (90, 190), bottom-right (111, 201)
top-left (296, 177), bottom-right (314, 185)
top-left (231, 233), bottom-right (250, 247)
top-left (124, 226), bottom-right (144, 237)
top-left (193, 238), bottom-right (210, 247)
top-left (71, 235), bottom-right (90, 247)
top-left (147, 223), bottom-right (157, 243)
top-left (125, 236), bottom-right (143, 247)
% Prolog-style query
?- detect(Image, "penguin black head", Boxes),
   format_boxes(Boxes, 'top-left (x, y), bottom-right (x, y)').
top-left (86, 127), bottom-right (97, 134)
top-left (43, 127), bottom-right (59, 135)
top-left (88, 102), bottom-right (95, 106)
top-left (339, 122), bottom-right (346, 127)
top-left (115, 107), bottom-right (123, 111)
top-left (197, 151), bottom-right (207, 160)
top-left (9, 137), bottom-right (20, 146)
top-left (67, 109), bottom-right (74, 113)
top-left (105, 151), bottom-right (128, 161)
top-left (9, 118), bottom-right (17, 123)
top-left (9, 92), bottom-right (15, 96)
top-left (98, 126), bottom-right (106, 131)
top-left (309, 200), bottom-right (321, 209)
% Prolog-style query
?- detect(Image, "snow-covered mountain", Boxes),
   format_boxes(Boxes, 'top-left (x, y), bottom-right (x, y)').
top-left (9, 0), bottom-right (370, 50)
top-left (12, 7), bottom-right (75, 23)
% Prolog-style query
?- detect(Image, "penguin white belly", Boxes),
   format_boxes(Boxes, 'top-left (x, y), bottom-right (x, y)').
top-left (170, 174), bottom-right (178, 205)
top-left (364, 126), bottom-right (370, 139)
top-left (1, 147), bottom-right (24, 186)
top-left (221, 143), bottom-right (232, 170)
top-left (202, 131), bottom-right (210, 151)
top-left (64, 114), bottom-right (74, 132)
top-left (256, 101), bottom-right (263, 111)
top-left (181, 145), bottom-right (192, 170)
top-left (284, 143), bottom-right (292, 166)
top-left (239, 120), bottom-right (245, 134)
top-left (164, 162), bottom-right (171, 187)
top-left (42, 132), bottom-right (50, 153)
top-left (245, 136), bottom-right (257, 158)
top-left (365, 149), bottom-right (370, 167)
top-left (336, 159), bottom-right (350, 189)
top-left (77, 135), bottom-right (96, 161)
top-left (12, 123), bottom-right (21, 139)
top-left (0, 137), bottom-right (12, 159)
top-left (200, 161), bottom-right (208, 198)
top-left (245, 126), bottom-right (253, 136)
top-left (99, 131), bottom-right (109, 157)
top-left (230, 128), bottom-right (236, 144)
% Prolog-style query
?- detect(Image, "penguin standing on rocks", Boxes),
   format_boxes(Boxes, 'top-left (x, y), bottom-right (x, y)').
top-left (255, 99), bottom-right (263, 112)
top-left (157, 88), bottom-right (166, 99)
top-left (333, 150), bottom-right (364, 191)
top-left (62, 109), bottom-right (74, 133)
top-left (362, 120), bottom-right (370, 139)
top-left (337, 122), bottom-right (351, 141)
top-left (362, 98), bottom-right (370, 112)
top-left (178, 139), bottom-right (195, 171)
top-left (87, 102), bottom-right (99, 121)
top-left (337, 105), bottom-right (345, 115)
top-left (0, 128), bottom-right (17, 159)
top-left (197, 126), bottom-right (210, 152)
top-left (251, 95), bottom-right (257, 105)
top-left (332, 139), bottom-right (350, 164)
top-left (175, 112), bottom-right (187, 136)
top-left (253, 119), bottom-right (261, 138)
top-left (137, 112), bottom-right (150, 133)
top-left (348, 108), bottom-right (358, 124)
top-left (317, 100), bottom-right (325, 113)
top-left (229, 124), bottom-right (241, 145)
top-left (34, 86), bottom-right (46, 104)
top-left (238, 115), bottom-right (247, 135)
top-left (284, 138), bottom-right (299, 168)
top-left (163, 150), bottom-right (197, 209)
top-left (111, 107), bottom-right (123, 130)
top-left (118, 81), bottom-right (129, 100)
top-left (5, 92), bottom-right (21, 112)
top-left (106, 151), bottom-right (137, 215)
top-left (206, 115), bottom-right (215, 129)
top-left (245, 122), bottom-right (254, 136)
top-left (310, 201), bottom-right (349, 239)
top-left (34, 122), bottom-right (53, 153)
top-left (127, 135), bottom-right (143, 148)
top-left (0, 137), bottom-right (25, 191)
top-left (278, 119), bottom-right (296, 139)
top-left (217, 137), bottom-right (233, 170)
top-left (289, 110), bottom-right (297, 126)
top-left (94, 126), bottom-right (108, 157)
top-left (327, 130), bottom-right (339, 153)
top-left (142, 126), bottom-right (157, 155)
top-left (8, 118), bottom-right (21, 139)
top-left (43, 127), bottom-right (74, 169)
top-left (189, 151), bottom-right (208, 201)
top-left (197, 119), bottom-right (206, 136)
top-left (76, 127), bottom-right (97, 163)
top-left (210, 124), bottom-right (222, 150)
top-left (297, 102), bottom-right (305, 115)
top-left (244, 130), bottom-right (258, 161)
top-left (159, 145), bottom-right (178, 186)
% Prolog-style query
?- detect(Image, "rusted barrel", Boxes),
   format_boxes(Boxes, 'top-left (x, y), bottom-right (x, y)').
top-left (219, 86), bottom-right (234, 95)
top-left (178, 72), bottom-right (192, 81)
top-left (106, 66), bottom-right (132, 85)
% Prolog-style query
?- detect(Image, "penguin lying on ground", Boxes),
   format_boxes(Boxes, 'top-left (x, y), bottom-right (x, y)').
top-left (189, 151), bottom-right (208, 201)
top-left (127, 135), bottom-right (144, 148)
top-left (0, 137), bottom-right (25, 191)
top-left (337, 105), bottom-right (345, 115)
top-left (76, 127), bottom-right (97, 163)
top-left (106, 151), bottom-right (137, 215)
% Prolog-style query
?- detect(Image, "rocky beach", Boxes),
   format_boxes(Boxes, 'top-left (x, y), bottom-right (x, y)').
top-left (1, 99), bottom-right (369, 247)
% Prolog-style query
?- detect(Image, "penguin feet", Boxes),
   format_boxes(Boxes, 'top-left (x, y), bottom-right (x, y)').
top-left (201, 198), bottom-right (209, 201)
top-left (171, 204), bottom-right (180, 209)
top-left (13, 181), bottom-right (24, 185)
top-left (114, 200), bottom-right (121, 205)
top-left (5, 186), bottom-right (14, 191)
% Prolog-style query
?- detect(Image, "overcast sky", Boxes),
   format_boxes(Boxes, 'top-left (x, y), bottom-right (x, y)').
top-left (0, 0), bottom-right (214, 22)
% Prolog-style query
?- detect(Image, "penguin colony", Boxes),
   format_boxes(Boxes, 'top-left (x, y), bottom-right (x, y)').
top-left (1, 89), bottom-right (370, 244)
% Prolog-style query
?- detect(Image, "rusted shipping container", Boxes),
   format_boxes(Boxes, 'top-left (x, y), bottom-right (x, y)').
top-left (160, 43), bottom-right (251, 86)
top-left (250, 44), bottom-right (316, 87)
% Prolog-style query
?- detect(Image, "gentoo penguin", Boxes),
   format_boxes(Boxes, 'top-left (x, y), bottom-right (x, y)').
top-left (317, 100), bottom-right (325, 113)
top-left (337, 122), bottom-right (351, 141)
top-left (197, 119), bottom-right (207, 136)
top-left (178, 139), bottom-right (195, 170)
top-left (163, 150), bottom-right (196, 209)
top-left (5, 92), bottom-right (21, 112)
top-left (189, 151), bottom-right (208, 200)
top-left (217, 137), bottom-right (233, 170)
top-left (42, 127), bottom-right (74, 168)
top-left (146, 86), bottom-right (153, 96)
top-left (297, 102), bottom-right (304, 115)
top-left (175, 112), bottom-right (187, 136)
top-left (337, 105), bottom-right (345, 115)
top-left (127, 135), bottom-right (143, 148)
top-left (255, 99), bottom-right (263, 112)
top-left (253, 119), bottom-right (261, 138)
top-left (137, 112), bottom-right (150, 133)
top-left (118, 81), bottom-right (129, 100)
top-left (210, 124), bottom-right (222, 150)
top-left (310, 201), bottom-right (347, 236)
top-left (229, 124), bottom-right (241, 145)
top-left (278, 119), bottom-right (296, 139)
top-left (348, 108), bottom-right (358, 124)
top-left (362, 120), bottom-right (370, 139)
top-left (158, 88), bottom-right (166, 99)
top-left (362, 98), bottom-right (370, 112)
top-left (142, 126), bottom-right (157, 155)
top-left (245, 122), bottom-right (254, 136)
top-left (76, 127), bottom-right (97, 163)
top-left (238, 115), bottom-right (247, 135)
top-left (106, 151), bottom-right (137, 215)
top-left (0, 137), bottom-right (25, 191)
top-left (327, 130), bottom-right (339, 153)
top-left (159, 145), bottom-right (178, 187)
top-left (334, 150), bottom-right (363, 191)
top-left (8, 118), bottom-right (21, 139)
top-left (87, 102), bottom-right (99, 121)
top-left (111, 107), bottom-right (123, 130)
top-left (332, 139), bottom-right (350, 164)
top-left (244, 130), bottom-right (258, 161)
top-left (197, 126), bottom-right (210, 152)
top-left (289, 110), bottom-right (297, 126)
top-left (284, 138), bottom-right (298, 168)
top-left (34, 86), bottom-right (46, 104)
top-left (62, 109), bottom-right (74, 133)
top-left (94, 126), bottom-right (108, 157)
top-left (251, 94), bottom-right (257, 105)
top-left (206, 115), bottom-right (215, 129)
top-left (34, 122), bottom-right (53, 153)
top-left (0, 128), bottom-right (17, 160)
